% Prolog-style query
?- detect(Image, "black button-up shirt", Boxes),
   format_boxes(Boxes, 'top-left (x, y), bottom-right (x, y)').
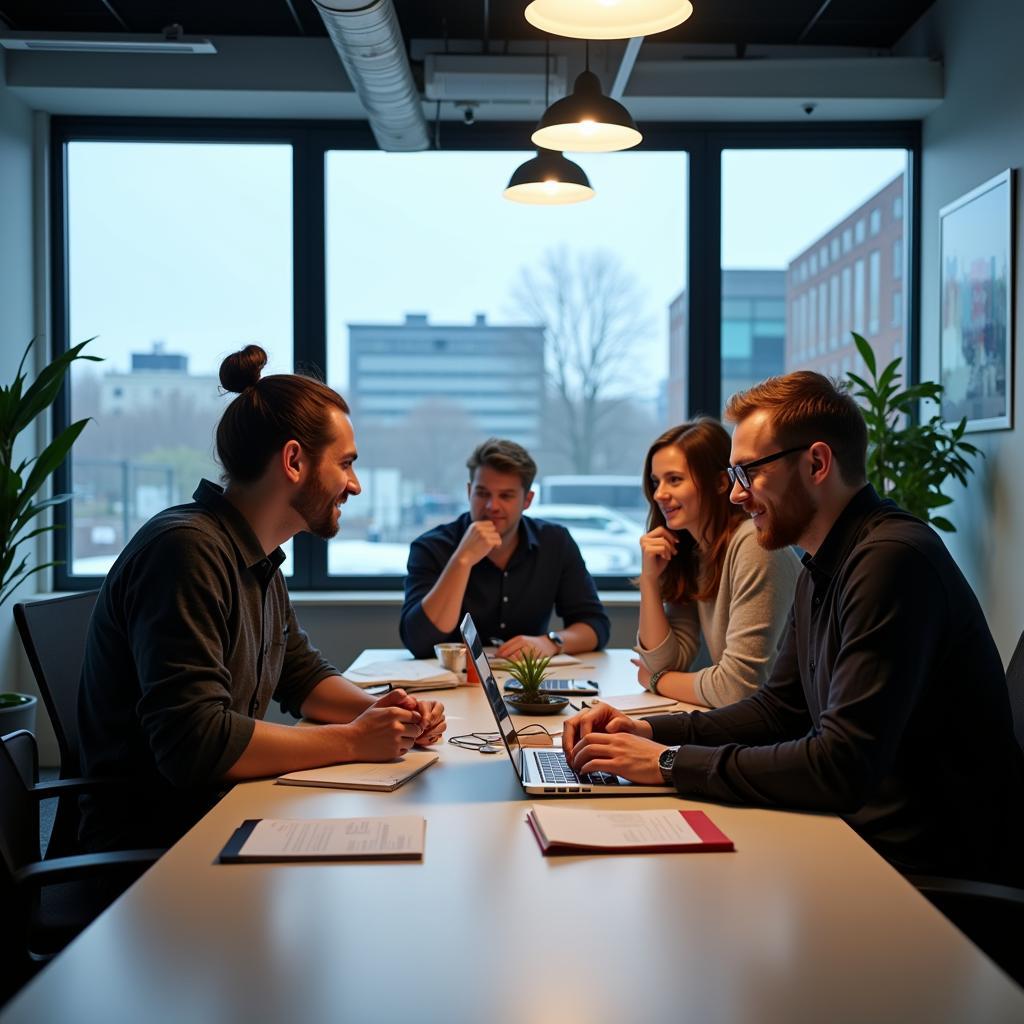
top-left (79, 480), bottom-right (338, 851)
top-left (647, 485), bottom-right (1024, 883)
top-left (400, 512), bottom-right (610, 658)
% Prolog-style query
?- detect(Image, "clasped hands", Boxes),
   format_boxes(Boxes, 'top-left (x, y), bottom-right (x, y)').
top-left (349, 689), bottom-right (446, 760)
top-left (561, 703), bottom-right (668, 786)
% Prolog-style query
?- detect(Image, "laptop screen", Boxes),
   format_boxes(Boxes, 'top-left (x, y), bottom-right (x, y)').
top-left (459, 613), bottom-right (523, 773)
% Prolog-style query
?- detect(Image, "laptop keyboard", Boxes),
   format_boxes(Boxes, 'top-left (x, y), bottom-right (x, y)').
top-left (534, 749), bottom-right (620, 787)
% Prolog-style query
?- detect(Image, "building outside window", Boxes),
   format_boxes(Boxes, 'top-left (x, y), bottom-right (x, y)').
top-left (869, 250), bottom-right (882, 334)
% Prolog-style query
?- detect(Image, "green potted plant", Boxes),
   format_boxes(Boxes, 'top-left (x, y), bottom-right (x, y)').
top-left (502, 650), bottom-right (568, 715)
top-left (0, 337), bottom-right (100, 736)
top-left (846, 332), bottom-right (982, 532)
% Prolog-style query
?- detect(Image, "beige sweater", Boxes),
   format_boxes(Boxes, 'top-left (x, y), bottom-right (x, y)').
top-left (634, 517), bottom-right (800, 708)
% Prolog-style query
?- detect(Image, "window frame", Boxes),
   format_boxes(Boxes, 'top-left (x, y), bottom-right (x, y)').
top-left (50, 117), bottom-right (920, 592)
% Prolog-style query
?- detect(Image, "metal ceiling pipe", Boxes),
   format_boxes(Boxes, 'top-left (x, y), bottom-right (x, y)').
top-left (312, 0), bottom-right (429, 151)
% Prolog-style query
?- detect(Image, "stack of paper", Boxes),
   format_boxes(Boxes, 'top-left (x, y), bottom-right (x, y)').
top-left (593, 692), bottom-right (685, 715)
top-left (342, 658), bottom-right (459, 691)
top-left (526, 805), bottom-right (733, 856)
top-left (219, 816), bottom-right (426, 862)
top-left (489, 651), bottom-right (584, 671)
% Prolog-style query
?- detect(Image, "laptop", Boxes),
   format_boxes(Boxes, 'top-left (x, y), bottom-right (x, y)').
top-left (459, 613), bottom-right (675, 797)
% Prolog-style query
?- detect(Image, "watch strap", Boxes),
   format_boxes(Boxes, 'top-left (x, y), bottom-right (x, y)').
top-left (648, 669), bottom-right (666, 694)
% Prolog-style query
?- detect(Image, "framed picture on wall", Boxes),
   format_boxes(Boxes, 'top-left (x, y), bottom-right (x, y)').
top-left (939, 168), bottom-right (1015, 432)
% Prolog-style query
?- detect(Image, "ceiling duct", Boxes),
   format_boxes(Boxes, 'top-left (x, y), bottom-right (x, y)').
top-left (311, 0), bottom-right (429, 152)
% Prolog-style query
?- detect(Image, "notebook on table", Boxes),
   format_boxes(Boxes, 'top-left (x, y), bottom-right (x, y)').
top-left (342, 658), bottom-right (459, 692)
top-left (526, 804), bottom-right (734, 856)
top-left (276, 750), bottom-right (438, 792)
top-left (459, 613), bottom-right (674, 797)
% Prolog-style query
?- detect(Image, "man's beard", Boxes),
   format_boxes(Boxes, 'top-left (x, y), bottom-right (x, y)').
top-left (755, 474), bottom-right (815, 550)
top-left (292, 473), bottom-right (340, 540)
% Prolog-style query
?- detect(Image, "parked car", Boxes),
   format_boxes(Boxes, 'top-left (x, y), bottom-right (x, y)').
top-left (525, 503), bottom-right (643, 575)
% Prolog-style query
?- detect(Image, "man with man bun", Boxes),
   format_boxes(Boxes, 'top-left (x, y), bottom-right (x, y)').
top-left (78, 345), bottom-right (445, 852)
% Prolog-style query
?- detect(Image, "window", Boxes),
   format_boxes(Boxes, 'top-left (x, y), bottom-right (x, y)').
top-left (892, 290), bottom-right (903, 327)
top-left (720, 149), bottom-right (907, 404)
top-left (53, 124), bottom-right (917, 590)
top-left (854, 259), bottom-right (866, 333)
top-left (818, 282), bottom-right (828, 354)
top-left (62, 140), bottom-right (294, 577)
top-left (893, 195), bottom-right (903, 219)
top-left (892, 238), bottom-right (903, 279)
top-left (869, 250), bottom-right (881, 334)
top-left (841, 267), bottom-right (852, 344)
top-left (324, 150), bottom-right (687, 578)
top-left (829, 274), bottom-right (840, 350)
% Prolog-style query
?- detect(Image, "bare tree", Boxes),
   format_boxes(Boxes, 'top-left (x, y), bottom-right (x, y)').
top-left (511, 246), bottom-right (653, 474)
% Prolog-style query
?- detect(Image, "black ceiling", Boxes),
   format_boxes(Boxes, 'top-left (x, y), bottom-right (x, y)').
top-left (0, 1), bottom-right (937, 50)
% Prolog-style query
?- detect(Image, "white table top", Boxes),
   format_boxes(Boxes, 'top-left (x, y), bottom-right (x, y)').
top-left (5, 650), bottom-right (1023, 1023)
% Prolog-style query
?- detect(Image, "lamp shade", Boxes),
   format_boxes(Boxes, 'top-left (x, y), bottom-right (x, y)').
top-left (524, 0), bottom-right (693, 40)
top-left (531, 69), bottom-right (641, 153)
top-left (503, 150), bottom-right (595, 205)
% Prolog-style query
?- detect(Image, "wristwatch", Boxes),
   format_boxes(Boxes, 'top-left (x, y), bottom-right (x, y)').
top-left (658, 746), bottom-right (678, 785)
top-left (547, 630), bottom-right (564, 649)
top-left (648, 669), bottom-right (667, 695)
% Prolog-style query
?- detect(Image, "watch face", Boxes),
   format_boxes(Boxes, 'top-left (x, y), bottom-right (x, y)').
top-left (659, 748), bottom-right (677, 772)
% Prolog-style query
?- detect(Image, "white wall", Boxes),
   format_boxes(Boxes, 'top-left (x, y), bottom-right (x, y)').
top-left (898, 0), bottom-right (1024, 662)
top-left (0, 53), bottom-right (43, 703)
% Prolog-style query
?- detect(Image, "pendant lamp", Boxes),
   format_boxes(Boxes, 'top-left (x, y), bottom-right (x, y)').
top-left (504, 43), bottom-right (595, 205)
top-left (524, 1), bottom-right (693, 40)
top-left (504, 148), bottom-right (595, 204)
top-left (531, 42), bottom-right (641, 153)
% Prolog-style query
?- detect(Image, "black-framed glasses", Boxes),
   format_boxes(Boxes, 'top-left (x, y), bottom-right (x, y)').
top-left (727, 445), bottom-right (811, 491)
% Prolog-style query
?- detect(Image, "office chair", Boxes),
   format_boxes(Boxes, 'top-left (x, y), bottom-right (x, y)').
top-left (909, 630), bottom-right (1024, 988)
top-left (0, 729), bottom-right (161, 1002)
top-left (13, 591), bottom-right (99, 857)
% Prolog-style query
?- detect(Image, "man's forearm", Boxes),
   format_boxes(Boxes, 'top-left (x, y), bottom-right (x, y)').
top-left (420, 556), bottom-right (474, 635)
top-left (299, 675), bottom-right (376, 723)
top-left (222, 718), bottom-right (352, 781)
top-left (559, 622), bottom-right (599, 655)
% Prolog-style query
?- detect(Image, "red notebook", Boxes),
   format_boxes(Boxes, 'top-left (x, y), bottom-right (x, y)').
top-left (526, 805), bottom-right (734, 855)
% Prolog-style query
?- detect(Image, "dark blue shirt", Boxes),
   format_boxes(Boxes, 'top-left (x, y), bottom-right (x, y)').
top-left (400, 512), bottom-right (610, 658)
top-left (647, 485), bottom-right (1024, 884)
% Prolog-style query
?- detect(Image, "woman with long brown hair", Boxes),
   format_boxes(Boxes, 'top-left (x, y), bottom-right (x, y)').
top-left (634, 418), bottom-right (799, 707)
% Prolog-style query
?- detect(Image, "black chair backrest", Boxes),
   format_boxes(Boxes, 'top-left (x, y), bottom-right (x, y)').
top-left (1006, 628), bottom-right (1024, 753)
top-left (13, 591), bottom-right (99, 777)
top-left (0, 730), bottom-right (41, 875)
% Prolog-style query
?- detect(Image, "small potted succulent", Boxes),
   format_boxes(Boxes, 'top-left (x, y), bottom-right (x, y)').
top-left (502, 650), bottom-right (569, 715)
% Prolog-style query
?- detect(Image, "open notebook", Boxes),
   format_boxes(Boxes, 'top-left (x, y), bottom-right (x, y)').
top-left (341, 658), bottom-right (459, 692)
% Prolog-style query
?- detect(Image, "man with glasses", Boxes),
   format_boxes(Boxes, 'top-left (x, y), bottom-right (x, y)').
top-left (564, 371), bottom-right (1024, 884)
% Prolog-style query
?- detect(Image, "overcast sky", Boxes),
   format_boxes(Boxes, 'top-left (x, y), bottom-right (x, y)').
top-left (68, 141), bottom-right (905, 395)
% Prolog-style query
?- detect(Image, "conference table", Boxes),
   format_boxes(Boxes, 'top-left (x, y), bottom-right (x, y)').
top-left (5, 649), bottom-right (1024, 1023)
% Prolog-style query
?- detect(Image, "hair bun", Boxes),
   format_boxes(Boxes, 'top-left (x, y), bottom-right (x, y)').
top-left (220, 345), bottom-right (268, 394)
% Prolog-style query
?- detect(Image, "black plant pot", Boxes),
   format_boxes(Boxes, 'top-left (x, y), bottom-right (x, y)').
top-left (503, 693), bottom-right (570, 716)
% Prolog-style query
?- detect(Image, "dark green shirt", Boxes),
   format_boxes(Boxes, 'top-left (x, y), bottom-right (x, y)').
top-left (78, 480), bottom-right (337, 851)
